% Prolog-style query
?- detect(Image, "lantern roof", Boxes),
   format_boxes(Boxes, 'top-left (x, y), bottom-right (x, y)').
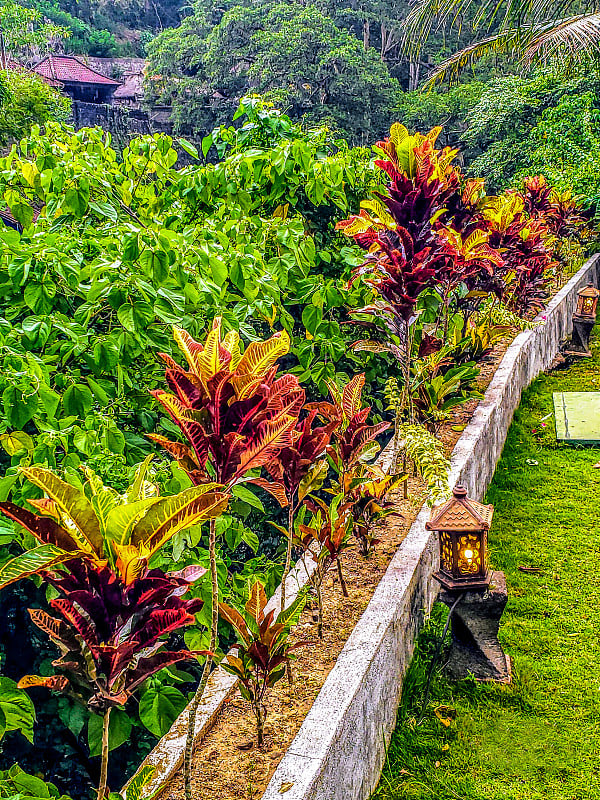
top-left (578, 283), bottom-right (600, 298)
top-left (426, 485), bottom-right (493, 532)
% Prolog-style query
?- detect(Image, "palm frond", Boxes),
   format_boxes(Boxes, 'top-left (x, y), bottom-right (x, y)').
top-left (422, 28), bottom-right (526, 88)
top-left (522, 13), bottom-right (600, 64)
top-left (403, 0), bottom-right (578, 59)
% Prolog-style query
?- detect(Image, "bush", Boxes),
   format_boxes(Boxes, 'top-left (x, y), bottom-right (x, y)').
top-left (0, 69), bottom-right (71, 146)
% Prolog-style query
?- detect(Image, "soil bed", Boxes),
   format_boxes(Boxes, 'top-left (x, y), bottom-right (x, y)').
top-left (162, 332), bottom-right (516, 800)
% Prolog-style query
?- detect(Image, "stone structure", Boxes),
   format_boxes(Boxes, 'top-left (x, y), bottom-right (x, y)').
top-left (438, 571), bottom-right (511, 682)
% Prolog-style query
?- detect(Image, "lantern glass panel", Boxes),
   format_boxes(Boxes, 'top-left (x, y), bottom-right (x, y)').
top-left (440, 530), bottom-right (453, 573)
top-left (457, 533), bottom-right (483, 577)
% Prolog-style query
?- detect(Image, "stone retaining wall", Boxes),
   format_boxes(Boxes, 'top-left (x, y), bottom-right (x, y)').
top-left (260, 252), bottom-right (600, 800)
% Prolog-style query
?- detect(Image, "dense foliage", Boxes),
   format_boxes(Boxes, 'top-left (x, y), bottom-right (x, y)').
top-left (0, 101), bottom-right (589, 798)
top-left (0, 69), bottom-right (71, 146)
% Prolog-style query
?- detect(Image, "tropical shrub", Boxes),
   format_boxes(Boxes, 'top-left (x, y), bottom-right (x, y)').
top-left (0, 765), bottom-right (71, 799)
top-left (0, 461), bottom-right (226, 799)
top-left (220, 581), bottom-right (305, 745)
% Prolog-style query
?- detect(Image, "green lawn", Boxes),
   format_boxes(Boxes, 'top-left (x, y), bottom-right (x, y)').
top-left (374, 324), bottom-right (600, 800)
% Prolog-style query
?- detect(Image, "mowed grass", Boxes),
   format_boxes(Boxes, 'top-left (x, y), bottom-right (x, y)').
top-left (373, 324), bottom-right (600, 800)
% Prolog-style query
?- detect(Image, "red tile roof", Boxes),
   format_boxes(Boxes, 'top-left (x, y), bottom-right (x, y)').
top-left (33, 55), bottom-right (121, 86)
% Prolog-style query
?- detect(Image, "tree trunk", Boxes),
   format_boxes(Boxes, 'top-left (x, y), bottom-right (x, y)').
top-left (336, 558), bottom-right (348, 598)
top-left (96, 707), bottom-right (111, 800)
top-left (184, 517), bottom-right (218, 800)
top-left (363, 19), bottom-right (370, 51)
top-left (409, 60), bottom-right (421, 92)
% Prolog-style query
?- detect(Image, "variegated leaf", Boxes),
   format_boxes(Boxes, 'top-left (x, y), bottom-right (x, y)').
top-left (341, 374), bottom-right (365, 421)
top-left (130, 487), bottom-right (229, 556)
top-left (20, 467), bottom-right (102, 556)
top-left (123, 766), bottom-right (158, 800)
top-left (245, 580), bottom-right (267, 622)
top-left (17, 674), bottom-right (69, 692)
top-left (219, 603), bottom-right (252, 646)
top-left (0, 545), bottom-right (80, 589)
top-left (236, 415), bottom-right (296, 477)
top-left (105, 497), bottom-right (162, 546)
top-left (127, 454), bottom-right (156, 502)
top-left (233, 330), bottom-right (290, 385)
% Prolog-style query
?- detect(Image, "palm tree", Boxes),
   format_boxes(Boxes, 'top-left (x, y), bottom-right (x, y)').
top-left (403, 0), bottom-right (600, 87)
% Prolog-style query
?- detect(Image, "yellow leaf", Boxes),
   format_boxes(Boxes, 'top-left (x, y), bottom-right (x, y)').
top-left (342, 373), bottom-right (365, 420)
top-left (234, 330), bottom-right (290, 390)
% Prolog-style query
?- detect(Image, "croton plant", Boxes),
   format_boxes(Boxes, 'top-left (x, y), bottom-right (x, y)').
top-left (0, 460), bottom-right (227, 800)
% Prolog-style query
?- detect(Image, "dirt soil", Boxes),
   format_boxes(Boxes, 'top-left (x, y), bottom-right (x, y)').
top-left (162, 333), bottom-right (515, 800)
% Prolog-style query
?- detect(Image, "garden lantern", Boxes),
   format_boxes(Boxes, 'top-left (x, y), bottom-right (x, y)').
top-left (575, 283), bottom-right (600, 319)
top-left (564, 283), bottom-right (600, 357)
top-left (426, 484), bottom-right (493, 592)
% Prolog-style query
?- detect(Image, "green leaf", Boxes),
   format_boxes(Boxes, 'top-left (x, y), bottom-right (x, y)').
top-left (0, 677), bottom-right (36, 743)
top-left (138, 684), bottom-right (187, 738)
top-left (64, 181), bottom-right (90, 217)
top-left (8, 200), bottom-right (33, 229)
top-left (38, 383), bottom-right (61, 418)
top-left (104, 426), bottom-right (126, 455)
top-left (241, 527), bottom-right (260, 553)
top-left (88, 708), bottom-right (132, 756)
top-left (140, 249), bottom-right (169, 286)
top-left (93, 339), bottom-right (120, 372)
top-left (89, 200), bottom-right (118, 222)
top-left (24, 281), bottom-right (56, 315)
top-left (201, 133), bottom-right (213, 158)
top-left (177, 138), bottom-right (199, 159)
top-left (0, 430), bottom-right (34, 456)
top-left (232, 485), bottom-right (264, 513)
top-left (87, 377), bottom-right (111, 406)
top-left (63, 384), bottom-right (93, 418)
top-left (302, 305), bottom-right (322, 335)
top-left (117, 301), bottom-right (154, 333)
top-left (3, 385), bottom-right (38, 429)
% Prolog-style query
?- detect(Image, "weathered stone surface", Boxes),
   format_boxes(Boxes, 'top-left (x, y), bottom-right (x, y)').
top-left (261, 254), bottom-right (600, 800)
top-left (438, 571), bottom-right (511, 682)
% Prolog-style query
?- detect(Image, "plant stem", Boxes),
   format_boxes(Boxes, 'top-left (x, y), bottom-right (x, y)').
top-left (96, 707), bottom-right (111, 800)
top-left (280, 494), bottom-right (295, 616)
top-left (184, 517), bottom-right (218, 800)
top-left (255, 700), bottom-right (265, 748)
top-left (336, 558), bottom-right (348, 597)
top-left (316, 574), bottom-right (323, 639)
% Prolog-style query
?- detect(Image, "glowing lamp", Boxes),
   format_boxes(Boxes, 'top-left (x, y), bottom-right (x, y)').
top-left (426, 485), bottom-right (493, 592)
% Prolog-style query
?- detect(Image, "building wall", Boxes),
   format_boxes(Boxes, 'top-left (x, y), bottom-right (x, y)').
top-left (70, 101), bottom-right (172, 143)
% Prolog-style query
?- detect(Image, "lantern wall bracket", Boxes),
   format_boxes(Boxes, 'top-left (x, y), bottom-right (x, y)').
top-left (437, 570), bottom-right (511, 684)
